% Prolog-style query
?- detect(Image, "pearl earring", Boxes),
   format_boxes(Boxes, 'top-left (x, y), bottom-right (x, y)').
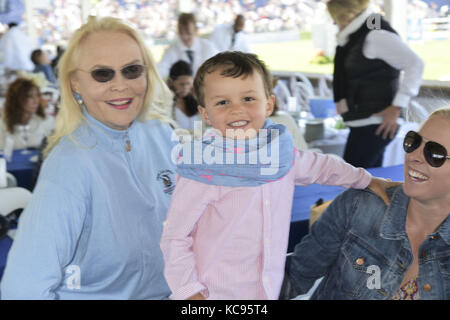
top-left (73, 92), bottom-right (84, 105)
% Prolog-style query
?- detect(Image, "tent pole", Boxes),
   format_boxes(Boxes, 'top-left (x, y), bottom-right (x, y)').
top-left (384, 0), bottom-right (408, 41)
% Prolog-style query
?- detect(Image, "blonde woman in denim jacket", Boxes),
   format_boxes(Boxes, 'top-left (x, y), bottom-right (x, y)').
top-left (285, 108), bottom-right (450, 300)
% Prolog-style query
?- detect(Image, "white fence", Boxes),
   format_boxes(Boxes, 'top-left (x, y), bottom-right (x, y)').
top-left (409, 17), bottom-right (450, 41)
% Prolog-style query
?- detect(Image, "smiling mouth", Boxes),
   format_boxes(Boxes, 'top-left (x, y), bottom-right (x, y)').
top-left (228, 120), bottom-right (249, 128)
top-left (407, 168), bottom-right (429, 182)
top-left (106, 98), bottom-right (133, 110)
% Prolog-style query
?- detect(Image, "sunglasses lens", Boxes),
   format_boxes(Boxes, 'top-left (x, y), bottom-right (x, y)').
top-left (122, 64), bottom-right (145, 79)
top-left (91, 69), bottom-right (115, 82)
top-left (403, 131), bottom-right (421, 153)
top-left (89, 65), bottom-right (144, 82)
top-left (424, 141), bottom-right (447, 167)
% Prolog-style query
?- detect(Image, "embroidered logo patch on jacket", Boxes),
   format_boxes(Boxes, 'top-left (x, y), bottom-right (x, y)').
top-left (157, 169), bottom-right (175, 195)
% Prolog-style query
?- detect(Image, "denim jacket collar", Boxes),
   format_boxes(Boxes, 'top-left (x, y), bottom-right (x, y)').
top-left (437, 215), bottom-right (450, 245)
top-left (380, 187), bottom-right (409, 241)
top-left (381, 186), bottom-right (450, 245)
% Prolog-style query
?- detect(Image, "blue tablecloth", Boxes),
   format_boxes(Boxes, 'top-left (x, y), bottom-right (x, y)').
top-left (287, 164), bottom-right (404, 252)
top-left (3, 149), bottom-right (38, 191)
top-left (0, 237), bottom-right (12, 282)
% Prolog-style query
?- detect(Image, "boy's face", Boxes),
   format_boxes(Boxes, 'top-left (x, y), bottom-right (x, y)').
top-left (198, 68), bottom-right (274, 139)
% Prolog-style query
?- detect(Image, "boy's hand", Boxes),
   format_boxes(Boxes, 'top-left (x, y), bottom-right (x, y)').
top-left (187, 293), bottom-right (206, 300)
top-left (367, 177), bottom-right (402, 205)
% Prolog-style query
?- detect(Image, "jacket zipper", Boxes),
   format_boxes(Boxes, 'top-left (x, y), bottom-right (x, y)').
top-left (125, 129), bottom-right (131, 152)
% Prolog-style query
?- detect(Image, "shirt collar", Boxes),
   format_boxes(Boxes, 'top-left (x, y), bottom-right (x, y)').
top-left (337, 6), bottom-right (374, 46)
top-left (438, 215), bottom-right (450, 245)
top-left (72, 105), bottom-right (135, 152)
top-left (380, 186), bottom-right (409, 240)
top-left (177, 37), bottom-right (198, 51)
top-left (380, 186), bottom-right (450, 245)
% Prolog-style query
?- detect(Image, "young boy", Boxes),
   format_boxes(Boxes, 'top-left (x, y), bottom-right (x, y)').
top-left (161, 51), bottom-right (396, 300)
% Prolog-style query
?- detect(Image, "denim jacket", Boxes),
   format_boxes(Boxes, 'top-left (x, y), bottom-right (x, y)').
top-left (286, 185), bottom-right (450, 300)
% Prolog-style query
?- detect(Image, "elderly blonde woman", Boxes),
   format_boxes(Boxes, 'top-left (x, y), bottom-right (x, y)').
top-left (285, 108), bottom-right (450, 300)
top-left (1, 16), bottom-right (176, 299)
top-left (327, 0), bottom-right (424, 168)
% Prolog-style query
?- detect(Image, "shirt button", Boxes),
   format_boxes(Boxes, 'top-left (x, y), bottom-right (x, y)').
top-left (356, 257), bottom-right (365, 266)
top-left (264, 199), bottom-right (270, 206)
top-left (263, 276), bottom-right (269, 283)
top-left (423, 284), bottom-right (432, 292)
top-left (265, 238), bottom-right (270, 245)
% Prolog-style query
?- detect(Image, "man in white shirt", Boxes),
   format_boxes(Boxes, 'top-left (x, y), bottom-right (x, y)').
top-left (209, 14), bottom-right (252, 53)
top-left (158, 13), bottom-right (218, 79)
top-left (0, 23), bottom-right (34, 73)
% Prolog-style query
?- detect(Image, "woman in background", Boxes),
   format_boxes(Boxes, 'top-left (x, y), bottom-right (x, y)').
top-left (0, 78), bottom-right (54, 150)
top-left (167, 60), bottom-right (202, 131)
top-left (327, 0), bottom-right (424, 168)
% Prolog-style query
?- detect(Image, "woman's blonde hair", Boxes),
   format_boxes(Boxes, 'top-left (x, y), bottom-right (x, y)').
top-left (429, 107), bottom-right (450, 120)
top-left (44, 15), bottom-right (173, 156)
top-left (326, 0), bottom-right (371, 23)
top-left (418, 107), bottom-right (450, 132)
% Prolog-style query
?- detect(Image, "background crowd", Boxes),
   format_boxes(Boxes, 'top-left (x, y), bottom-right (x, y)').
top-left (0, 0), bottom-right (447, 49)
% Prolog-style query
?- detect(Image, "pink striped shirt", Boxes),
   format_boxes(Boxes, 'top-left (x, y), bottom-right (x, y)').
top-left (160, 150), bottom-right (372, 300)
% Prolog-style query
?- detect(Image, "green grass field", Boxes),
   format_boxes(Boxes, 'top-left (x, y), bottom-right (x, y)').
top-left (150, 39), bottom-right (450, 81)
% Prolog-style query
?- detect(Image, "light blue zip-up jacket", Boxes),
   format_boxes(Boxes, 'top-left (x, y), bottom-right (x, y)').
top-left (1, 110), bottom-right (176, 299)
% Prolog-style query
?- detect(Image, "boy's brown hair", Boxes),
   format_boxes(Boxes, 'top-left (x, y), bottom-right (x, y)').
top-left (193, 51), bottom-right (273, 107)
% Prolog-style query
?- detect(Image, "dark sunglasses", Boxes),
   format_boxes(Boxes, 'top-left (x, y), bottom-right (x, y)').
top-left (79, 64), bottom-right (146, 83)
top-left (403, 130), bottom-right (450, 168)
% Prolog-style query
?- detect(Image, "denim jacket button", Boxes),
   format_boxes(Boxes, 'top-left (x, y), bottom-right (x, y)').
top-left (423, 284), bottom-right (432, 292)
top-left (356, 257), bottom-right (365, 266)
top-left (420, 251), bottom-right (427, 259)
